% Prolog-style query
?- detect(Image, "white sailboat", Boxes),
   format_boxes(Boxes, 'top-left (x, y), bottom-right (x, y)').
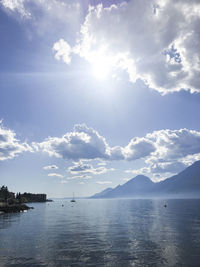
top-left (70, 192), bottom-right (76, 203)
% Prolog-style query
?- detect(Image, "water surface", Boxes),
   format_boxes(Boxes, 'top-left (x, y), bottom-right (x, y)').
top-left (0, 199), bottom-right (200, 266)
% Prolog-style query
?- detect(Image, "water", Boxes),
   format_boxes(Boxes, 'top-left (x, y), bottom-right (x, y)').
top-left (0, 199), bottom-right (200, 267)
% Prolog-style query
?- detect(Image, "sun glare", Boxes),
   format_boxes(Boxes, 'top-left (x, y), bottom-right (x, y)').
top-left (90, 47), bottom-right (113, 80)
top-left (92, 60), bottom-right (110, 80)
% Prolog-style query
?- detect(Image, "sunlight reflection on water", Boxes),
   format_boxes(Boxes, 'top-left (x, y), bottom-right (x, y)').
top-left (0, 199), bottom-right (200, 266)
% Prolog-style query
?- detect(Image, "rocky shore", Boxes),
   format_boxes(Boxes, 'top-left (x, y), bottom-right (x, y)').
top-left (0, 203), bottom-right (34, 214)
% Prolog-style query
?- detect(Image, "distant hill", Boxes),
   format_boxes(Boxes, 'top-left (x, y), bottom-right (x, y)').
top-left (92, 187), bottom-right (113, 198)
top-left (91, 161), bottom-right (200, 198)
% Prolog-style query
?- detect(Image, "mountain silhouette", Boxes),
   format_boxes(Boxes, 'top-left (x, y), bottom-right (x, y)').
top-left (91, 161), bottom-right (200, 198)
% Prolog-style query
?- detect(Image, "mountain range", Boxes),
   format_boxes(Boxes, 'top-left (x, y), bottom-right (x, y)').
top-left (91, 161), bottom-right (200, 198)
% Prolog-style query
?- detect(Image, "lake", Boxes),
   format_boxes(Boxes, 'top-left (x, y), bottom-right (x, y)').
top-left (0, 199), bottom-right (200, 266)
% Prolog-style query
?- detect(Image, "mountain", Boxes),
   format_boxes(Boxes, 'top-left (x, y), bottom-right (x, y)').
top-left (92, 187), bottom-right (113, 198)
top-left (91, 161), bottom-right (200, 198)
top-left (155, 160), bottom-right (200, 197)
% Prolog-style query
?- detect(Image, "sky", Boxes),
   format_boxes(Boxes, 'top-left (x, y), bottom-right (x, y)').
top-left (0, 0), bottom-right (200, 198)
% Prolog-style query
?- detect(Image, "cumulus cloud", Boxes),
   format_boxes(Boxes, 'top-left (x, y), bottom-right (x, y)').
top-left (53, 0), bottom-right (200, 94)
top-left (35, 124), bottom-right (156, 161)
top-left (146, 128), bottom-right (200, 162)
top-left (35, 124), bottom-right (110, 161)
top-left (1, 120), bottom-right (200, 179)
top-left (126, 128), bottom-right (200, 176)
top-left (47, 173), bottom-right (64, 178)
top-left (150, 161), bottom-right (187, 174)
top-left (123, 138), bottom-right (156, 161)
top-left (35, 125), bottom-right (200, 177)
top-left (0, 121), bottom-right (32, 161)
top-left (43, 164), bottom-right (58, 170)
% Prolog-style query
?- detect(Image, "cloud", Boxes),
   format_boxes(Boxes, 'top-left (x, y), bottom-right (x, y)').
top-left (97, 161), bottom-right (107, 166)
top-left (126, 167), bottom-right (151, 175)
top-left (150, 161), bottom-right (187, 174)
top-left (43, 164), bottom-right (58, 170)
top-left (47, 173), bottom-right (64, 178)
top-left (0, 0), bottom-right (82, 35)
top-left (53, 0), bottom-right (200, 94)
top-left (35, 124), bottom-right (156, 161)
top-left (146, 128), bottom-right (200, 162)
top-left (1, 120), bottom-right (200, 178)
top-left (53, 39), bottom-right (72, 65)
top-left (35, 125), bottom-right (200, 177)
top-left (0, 121), bottom-right (32, 161)
top-left (96, 181), bottom-right (112, 185)
top-left (68, 161), bottom-right (114, 175)
top-left (35, 124), bottom-right (110, 161)
top-left (123, 137), bottom-right (156, 161)
top-left (126, 128), bottom-right (200, 176)
top-left (0, 0), bottom-right (30, 17)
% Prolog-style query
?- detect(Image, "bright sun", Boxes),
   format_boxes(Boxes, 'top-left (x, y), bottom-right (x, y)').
top-left (92, 60), bottom-right (110, 80)
top-left (90, 47), bottom-right (113, 80)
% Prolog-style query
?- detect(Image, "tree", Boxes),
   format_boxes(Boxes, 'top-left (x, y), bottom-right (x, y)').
top-left (0, 185), bottom-right (9, 201)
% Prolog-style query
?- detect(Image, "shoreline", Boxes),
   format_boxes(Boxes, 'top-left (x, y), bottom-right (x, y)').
top-left (0, 203), bottom-right (34, 214)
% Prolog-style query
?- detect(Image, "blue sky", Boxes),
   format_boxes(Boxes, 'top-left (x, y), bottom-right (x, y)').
top-left (0, 0), bottom-right (200, 197)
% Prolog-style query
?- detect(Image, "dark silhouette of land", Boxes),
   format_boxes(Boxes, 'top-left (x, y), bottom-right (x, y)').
top-left (0, 187), bottom-right (50, 213)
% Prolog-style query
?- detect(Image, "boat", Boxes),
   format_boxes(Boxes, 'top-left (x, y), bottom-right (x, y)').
top-left (70, 192), bottom-right (76, 203)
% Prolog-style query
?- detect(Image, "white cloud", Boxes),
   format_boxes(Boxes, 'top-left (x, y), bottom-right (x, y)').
top-left (150, 161), bottom-right (187, 174)
top-left (35, 125), bottom-right (200, 178)
top-left (126, 128), bottom-right (200, 176)
top-left (35, 124), bottom-right (156, 161)
top-left (47, 173), bottom-right (64, 178)
top-left (35, 124), bottom-right (110, 161)
top-left (0, 0), bottom-right (30, 17)
top-left (123, 137), bottom-right (156, 161)
top-left (96, 181), bottom-right (112, 185)
top-left (0, 121), bottom-right (32, 161)
top-left (43, 164), bottom-right (58, 170)
top-left (68, 161), bottom-right (114, 176)
top-left (125, 167), bottom-right (151, 175)
top-left (0, 0), bottom-right (82, 35)
top-left (53, 0), bottom-right (200, 94)
top-left (53, 39), bottom-right (72, 65)
top-left (146, 128), bottom-right (200, 162)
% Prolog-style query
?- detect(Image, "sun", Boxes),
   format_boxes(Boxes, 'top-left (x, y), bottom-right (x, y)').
top-left (92, 60), bottom-right (110, 80)
top-left (90, 47), bottom-right (113, 80)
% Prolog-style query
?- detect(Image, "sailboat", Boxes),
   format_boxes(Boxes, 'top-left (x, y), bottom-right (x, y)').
top-left (70, 192), bottom-right (76, 203)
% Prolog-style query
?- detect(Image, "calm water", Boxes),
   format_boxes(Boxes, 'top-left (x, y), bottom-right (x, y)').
top-left (0, 199), bottom-right (200, 267)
